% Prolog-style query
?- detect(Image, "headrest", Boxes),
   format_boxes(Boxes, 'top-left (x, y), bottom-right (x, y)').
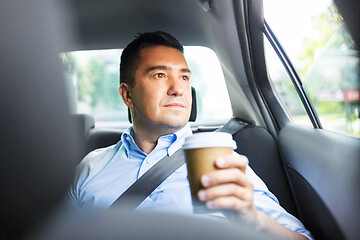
top-left (189, 86), bottom-right (197, 122)
top-left (73, 114), bottom-right (96, 136)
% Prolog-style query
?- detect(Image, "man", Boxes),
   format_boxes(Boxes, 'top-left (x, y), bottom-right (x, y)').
top-left (68, 31), bottom-right (312, 239)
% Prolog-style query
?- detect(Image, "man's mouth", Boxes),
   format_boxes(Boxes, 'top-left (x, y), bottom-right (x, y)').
top-left (164, 103), bottom-right (185, 108)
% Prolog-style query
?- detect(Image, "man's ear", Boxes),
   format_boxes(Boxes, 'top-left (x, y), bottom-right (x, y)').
top-left (119, 83), bottom-right (133, 107)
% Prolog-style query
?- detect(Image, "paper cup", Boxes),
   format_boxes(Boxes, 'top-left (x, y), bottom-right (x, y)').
top-left (183, 132), bottom-right (237, 213)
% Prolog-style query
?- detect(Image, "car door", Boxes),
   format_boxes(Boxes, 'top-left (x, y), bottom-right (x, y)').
top-left (242, 0), bottom-right (360, 239)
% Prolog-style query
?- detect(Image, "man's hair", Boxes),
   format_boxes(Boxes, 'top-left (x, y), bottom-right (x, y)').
top-left (119, 31), bottom-right (184, 86)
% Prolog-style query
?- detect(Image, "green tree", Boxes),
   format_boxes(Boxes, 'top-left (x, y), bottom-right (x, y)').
top-left (80, 58), bottom-right (123, 110)
top-left (298, 4), bottom-right (354, 79)
top-left (187, 58), bottom-right (206, 115)
top-left (298, 4), bottom-right (359, 136)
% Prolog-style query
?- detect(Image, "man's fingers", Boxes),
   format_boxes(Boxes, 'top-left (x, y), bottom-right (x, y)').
top-left (200, 168), bottom-right (252, 188)
top-left (214, 152), bottom-right (248, 172)
top-left (197, 152), bottom-right (256, 216)
top-left (198, 183), bottom-right (253, 202)
top-left (205, 196), bottom-right (253, 214)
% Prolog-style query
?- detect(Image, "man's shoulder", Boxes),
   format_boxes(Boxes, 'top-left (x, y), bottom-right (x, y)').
top-left (73, 142), bottom-right (121, 183)
top-left (78, 143), bottom-right (120, 168)
top-left (86, 144), bottom-right (116, 158)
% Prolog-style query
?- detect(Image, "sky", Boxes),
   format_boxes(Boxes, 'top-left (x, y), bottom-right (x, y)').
top-left (263, 0), bottom-right (332, 59)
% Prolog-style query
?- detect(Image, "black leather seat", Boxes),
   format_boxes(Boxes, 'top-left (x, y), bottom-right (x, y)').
top-left (233, 126), bottom-right (298, 217)
top-left (73, 114), bottom-right (123, 158)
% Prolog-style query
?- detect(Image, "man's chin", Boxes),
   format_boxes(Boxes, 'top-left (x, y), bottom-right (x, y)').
top-left (158, 117), bottom-right (189, 131)
top-left (161, 121), bottom-right (188, 130)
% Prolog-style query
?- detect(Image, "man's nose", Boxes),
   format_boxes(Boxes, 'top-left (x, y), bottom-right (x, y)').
top-left (167, 76), bottom-right (184, 96)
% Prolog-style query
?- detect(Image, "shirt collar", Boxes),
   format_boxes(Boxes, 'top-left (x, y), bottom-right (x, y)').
top-left (121, 127), bottom-right (145, 159)
top-left (167, 124), bottom-right (192, 156)
top-left (121, 124), bottom-right (193, 157)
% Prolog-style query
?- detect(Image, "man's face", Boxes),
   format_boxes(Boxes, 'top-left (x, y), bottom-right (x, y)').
top-left (121, 45), bottom-right (192, 134)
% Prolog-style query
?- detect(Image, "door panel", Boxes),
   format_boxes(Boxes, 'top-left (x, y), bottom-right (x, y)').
top-left (279, 125), bottom-right (360, 240)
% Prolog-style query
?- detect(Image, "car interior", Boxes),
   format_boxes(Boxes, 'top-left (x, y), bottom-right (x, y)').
top-left (1, 0), bottom-right (359, 239)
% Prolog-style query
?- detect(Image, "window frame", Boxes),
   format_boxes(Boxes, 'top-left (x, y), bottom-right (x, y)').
top-left (262, 20), bottom-right (322, 129)
top-left (245, 0), bottom-right (324, 131)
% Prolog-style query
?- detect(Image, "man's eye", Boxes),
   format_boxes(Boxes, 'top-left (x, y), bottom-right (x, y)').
top-left (182, 75), bottom-right (189, 81)
top-left (154, 73), bottom-right (165, 78)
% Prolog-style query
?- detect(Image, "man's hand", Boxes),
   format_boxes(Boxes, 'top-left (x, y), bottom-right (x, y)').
top-left (197, 152), bottom-right (308, 240)
top-left (197, 152), bottom-right (258, 221)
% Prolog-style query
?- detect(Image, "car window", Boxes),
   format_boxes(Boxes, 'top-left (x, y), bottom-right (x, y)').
top-left (61, 46), bottom-right (232, 128)
top-left (264, 0), bottom-right (360, 138)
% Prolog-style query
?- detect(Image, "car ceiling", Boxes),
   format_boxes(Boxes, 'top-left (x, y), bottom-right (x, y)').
top-left (68, 0), bottom-right (211, 50)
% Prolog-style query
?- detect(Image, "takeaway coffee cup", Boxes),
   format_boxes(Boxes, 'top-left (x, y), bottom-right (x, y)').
top-left (183, 132), bottom-right (237, 213)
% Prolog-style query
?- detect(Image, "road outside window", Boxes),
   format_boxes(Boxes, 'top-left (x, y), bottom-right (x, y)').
top-left (264, 0), bottom-right (359, 137)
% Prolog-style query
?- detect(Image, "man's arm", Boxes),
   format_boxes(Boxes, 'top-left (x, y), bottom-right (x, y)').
top-left (197, 153), bottom-right (309, 240)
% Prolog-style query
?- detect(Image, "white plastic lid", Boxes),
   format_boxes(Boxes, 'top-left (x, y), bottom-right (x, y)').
top-left (183, 132), bottom-right (237, 150)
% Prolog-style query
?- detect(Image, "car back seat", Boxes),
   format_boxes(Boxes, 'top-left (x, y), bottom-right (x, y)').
top-left (73, 114), bottom-right (122, 158)
top-left (73, 114), bottom-right (299, 217)
top-left (232, 126), bottom-right (298, 217)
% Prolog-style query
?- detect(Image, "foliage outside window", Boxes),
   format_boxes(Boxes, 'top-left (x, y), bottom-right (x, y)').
top-left (264, 0), bottom-right (359, 137)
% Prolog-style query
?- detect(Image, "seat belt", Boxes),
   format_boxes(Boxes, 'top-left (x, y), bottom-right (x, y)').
top-left (215, 116), bottom-right (254, 134)
top-left (110, 149), bottom-right (185, 210)
top-left (110, 117), bottom-right (254, 210)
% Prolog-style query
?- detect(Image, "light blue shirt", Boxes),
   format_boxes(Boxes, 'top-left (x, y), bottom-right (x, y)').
top-left (68, 124), bottom-right (313, 239)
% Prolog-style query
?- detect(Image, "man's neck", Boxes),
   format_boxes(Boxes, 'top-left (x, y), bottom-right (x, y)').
top-left (132, 124), bottom-right (184, 154)
top-left (132, 131), bottom-right (158, 155)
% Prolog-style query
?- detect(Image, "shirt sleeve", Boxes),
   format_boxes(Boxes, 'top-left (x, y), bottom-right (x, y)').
top-left (246, 165), bottom-right (314, 240)
top-left (66, 146), bottom-right (115, 207)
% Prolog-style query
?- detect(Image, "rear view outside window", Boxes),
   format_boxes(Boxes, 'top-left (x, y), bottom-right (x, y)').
top-left (264, 0), bottom-right (360, 137)
top-left (61, 47), bottom-right (232, 128)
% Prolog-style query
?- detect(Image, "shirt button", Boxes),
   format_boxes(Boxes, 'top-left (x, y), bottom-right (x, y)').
top-left (126, 136), bottom-right (130, 141)
top-left (147, 158), bottom-right (152, 164)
